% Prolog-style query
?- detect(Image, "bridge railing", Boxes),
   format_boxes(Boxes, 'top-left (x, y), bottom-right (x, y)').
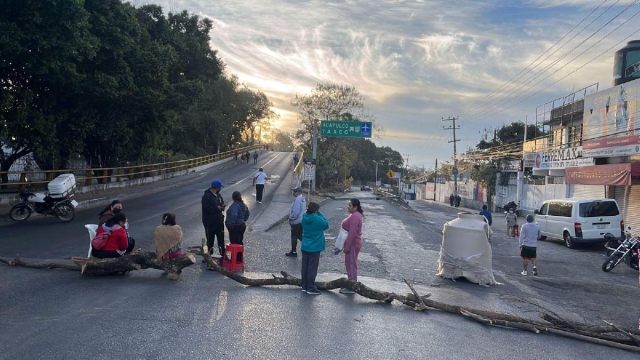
top-left (0, 145), bottom-right (264, 192)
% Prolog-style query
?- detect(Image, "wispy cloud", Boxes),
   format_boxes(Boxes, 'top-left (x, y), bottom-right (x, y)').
top-left (147, 0), bottom-right (638, 166)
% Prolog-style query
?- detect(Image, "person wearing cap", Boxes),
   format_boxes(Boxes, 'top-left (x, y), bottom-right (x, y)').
top-left (202, 180), bottom-right (226, 263)
top-left (252, 167), bottom-right (269, 203)
top-left (519, 214), bottom-right (540, 276)
top-left (286, 187), bottom-right (306, 257)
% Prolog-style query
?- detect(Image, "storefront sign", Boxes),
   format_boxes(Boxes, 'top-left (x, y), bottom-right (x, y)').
top-left (582, 78), bottom-right (639, 156)
top-left (534, 146), bottom-right (594, 169)
top-left (565, 163), bottom-right (640, 185)
top-left (523, 153), bottom-right (537, 168)
top-left (500, 160), bottom-right (521, 172)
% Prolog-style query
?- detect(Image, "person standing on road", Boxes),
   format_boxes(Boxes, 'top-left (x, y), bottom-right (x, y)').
top-left (293, 152), bottom-right (300, 169)
top-left (253, 168), bottom-right (268, 203)
top-left (455, 194), bottom-right (461, 207)
top-left (339, 198), bottom-right (364, 294)
top-left (154, 213), bottom-right (183, 260)
top-left (234, 150), bottom-right (239, 161)
top-left (519, 214), bottom-right (540, 276)
top-left (505, 207), bottom-right (518, 238)
top-left (300, 202), bottom-right (328, 295)
top-left (286, 187), bottom-right (306, 257)
top-left (98, 200), bottom-right (122, 227)
top-left (202, 180), bottom-right (226, 263)
top-left (479, 204), bottom-right (492, 226)
top-left (225, 191), bottom-right (250, 263)
top-left (245, 151), bottom-right (251, 164)
top-left (449, 194), bottom-right (454, 206)
top-left (253, 151), bottom-right (258, 164)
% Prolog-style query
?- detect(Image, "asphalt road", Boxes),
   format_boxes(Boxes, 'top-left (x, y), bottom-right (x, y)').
top-left (0, 151), bottom-right (293, 259)
top-left (1, 171), bottom-right (638, 358)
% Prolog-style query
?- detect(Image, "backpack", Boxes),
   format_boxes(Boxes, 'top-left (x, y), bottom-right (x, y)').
top-left (91, 230), bottom-right (112, 250)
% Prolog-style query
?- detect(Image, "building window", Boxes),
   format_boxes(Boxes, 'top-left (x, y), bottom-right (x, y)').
top-left (625, 50), bottom-right (640, 78)
top-left (568, 125), bottom-right (583, 147)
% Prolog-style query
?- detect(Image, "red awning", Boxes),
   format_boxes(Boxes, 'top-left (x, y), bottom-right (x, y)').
top-left (565, 163), bottom-right (640, 185)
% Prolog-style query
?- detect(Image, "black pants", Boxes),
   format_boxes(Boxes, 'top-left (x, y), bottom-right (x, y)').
top-left (227, 223), bottom-right (246, 262)
top-left (256, 184), bottom-right (265, 202)
top-left (301, 251), bottom-right (320, 292)
top-left (205, 224), bottom-right (225, 256)
top-left (290, 223), bottom-right (302, 253)
top-left (91, 238), bottom-right (135, 258)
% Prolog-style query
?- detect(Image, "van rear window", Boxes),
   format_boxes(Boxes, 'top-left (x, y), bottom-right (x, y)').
top-left (579, 201), bottom-right (619, 217)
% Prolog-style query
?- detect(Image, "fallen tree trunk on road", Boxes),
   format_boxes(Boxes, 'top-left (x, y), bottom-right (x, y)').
top-left (1, 251), bottom-right (196, 280)
top-left (71, 251), bottom-right (196, 280)
top-left (2, 241), bottom-right (639, 353)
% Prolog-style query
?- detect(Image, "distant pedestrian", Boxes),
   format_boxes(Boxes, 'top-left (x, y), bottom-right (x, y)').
top-left (455, 194), bottom-right (461, 207)
top-left (154, 213), bottom-right (183, 260)
top-left (225, 191), bottom-right (250, 263)
top-left (300, 202), bottom-right (328, 295)
top-left (98, 200), bottom-right (122, 227)
top-left (245, 151), bottom-right (251, 164)
top-left (252, 151), bottom-right (258, 164)
top-left (293, 153), bottom-right (300, 168)
top-left (479, 204), bottom-right (492, 226)
top-left (286, 187), bottom-right (306, 257)
top-left (519, 214), bottom-right (540, 276)
top-left (234, 150), bottom-right (239, 161)
top-left (339, 198), bottom-right (364, 294)
top-left (253, 167), bottom-right (268, 203)
top-left (505, 207), bottom-right (518, 239)
top-left (202, 180), bottom-right (226, 265)
top-left (449, 194), bottom-right (454, 206)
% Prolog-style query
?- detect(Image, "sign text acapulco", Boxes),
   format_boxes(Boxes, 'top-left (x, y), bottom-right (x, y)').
top-left (536, 147), bottom-right (594, 169)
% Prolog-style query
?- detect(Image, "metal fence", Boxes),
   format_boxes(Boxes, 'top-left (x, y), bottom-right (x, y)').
top-left (0, 145), bottom-right (263, 192)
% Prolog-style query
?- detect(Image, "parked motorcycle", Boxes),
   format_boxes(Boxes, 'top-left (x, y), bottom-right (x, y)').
top-left (9, 179), bottom-right (78, 223)
top-left (601, 227), bottom-right (639, 272)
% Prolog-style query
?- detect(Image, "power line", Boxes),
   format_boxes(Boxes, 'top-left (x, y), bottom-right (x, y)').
top-left (456, 0), bottom-right (612, 118)
top-left (460, 0), bottom-right (638, 124)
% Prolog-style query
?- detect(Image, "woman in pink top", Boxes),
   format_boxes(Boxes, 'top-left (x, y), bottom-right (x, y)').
top-left (339, 198), bottom-right (364, 294)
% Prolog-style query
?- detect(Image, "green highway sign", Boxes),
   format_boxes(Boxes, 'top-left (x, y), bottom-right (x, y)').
top-left (320, 120), bottom-right (372, 138)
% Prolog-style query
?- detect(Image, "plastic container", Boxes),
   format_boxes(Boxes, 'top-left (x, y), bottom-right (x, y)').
top-left (48, 174), bottom-right (76, 198)
top-left (438, 212), bottom-right (496, 286)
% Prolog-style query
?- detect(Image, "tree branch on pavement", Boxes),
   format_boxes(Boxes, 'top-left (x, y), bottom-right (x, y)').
top-left (2, 242), bottom-right (639, 353)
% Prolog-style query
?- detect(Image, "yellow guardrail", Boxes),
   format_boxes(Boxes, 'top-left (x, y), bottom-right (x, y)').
top-left (0, 145), bottom-right (264, 191)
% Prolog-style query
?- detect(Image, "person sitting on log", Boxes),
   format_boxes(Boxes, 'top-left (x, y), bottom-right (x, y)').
top-left (154, 213), bottom-right (183, 260)
top-left (91, 213), bottom-right (135, 259)
top-left (98, 200), bottom-right (122, 227)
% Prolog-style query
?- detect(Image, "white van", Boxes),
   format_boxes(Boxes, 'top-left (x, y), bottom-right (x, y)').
top-left (534, 199), bottom-right (623, 249)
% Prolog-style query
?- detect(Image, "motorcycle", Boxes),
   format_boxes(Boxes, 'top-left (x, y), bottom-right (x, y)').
top-left (9, 179), bottom-right (78, 223)
top-left (601, 227), bottom-right (639, 272)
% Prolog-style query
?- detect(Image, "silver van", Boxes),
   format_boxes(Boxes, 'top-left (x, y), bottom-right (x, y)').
top-left (534, 199), bottom-right (623, 249)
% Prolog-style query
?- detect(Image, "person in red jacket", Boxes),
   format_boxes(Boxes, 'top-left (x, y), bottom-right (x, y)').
top-left (91, 213), bottom-right (135, 258)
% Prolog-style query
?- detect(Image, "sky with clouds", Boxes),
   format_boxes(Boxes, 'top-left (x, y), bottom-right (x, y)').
top-left (148, 0), bottom-right (640, 168)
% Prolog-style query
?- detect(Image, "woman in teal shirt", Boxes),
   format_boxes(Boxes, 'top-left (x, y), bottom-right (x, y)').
top-left (300, 202), bottom-right (329, 295)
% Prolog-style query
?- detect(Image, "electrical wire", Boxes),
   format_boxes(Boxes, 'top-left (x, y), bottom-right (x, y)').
top-left (456, 0), bottom-right (613, 118)
top-left (461, 2), bottom-right (640, 125)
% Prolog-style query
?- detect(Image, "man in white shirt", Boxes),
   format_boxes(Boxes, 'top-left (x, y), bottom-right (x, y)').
top-left (252, 168), bottom-right (268, 203)
top-left (519, 214), bottom-right (540, 276)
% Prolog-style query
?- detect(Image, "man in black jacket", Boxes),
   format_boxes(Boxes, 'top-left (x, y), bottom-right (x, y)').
top-left (202, 180), bottom-right (226, 262)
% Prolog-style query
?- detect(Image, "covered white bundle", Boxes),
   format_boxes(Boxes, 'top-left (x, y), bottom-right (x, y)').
top-left (438, 213), bottom-right (497, 286)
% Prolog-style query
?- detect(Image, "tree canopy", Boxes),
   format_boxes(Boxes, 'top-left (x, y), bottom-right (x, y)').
top-left (0, 0), bottom-right (275, 180)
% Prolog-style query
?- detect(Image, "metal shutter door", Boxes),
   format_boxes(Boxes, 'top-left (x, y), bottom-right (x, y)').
top-left (569, 185), bottom-right (605, 199)
top-left (615, 186), bottom-right (640, 232)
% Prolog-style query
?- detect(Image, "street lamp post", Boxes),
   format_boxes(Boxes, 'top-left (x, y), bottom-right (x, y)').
top-left (373, 160), bottom-right (379, 187)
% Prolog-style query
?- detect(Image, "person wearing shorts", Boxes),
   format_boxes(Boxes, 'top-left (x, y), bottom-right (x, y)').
top-left (519, 214), bottom-right (540, 276)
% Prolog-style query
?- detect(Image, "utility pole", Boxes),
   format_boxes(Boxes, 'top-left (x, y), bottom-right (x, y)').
top-left (443, 117), bottom-right (460, 196)
top-left (311, 117), bottom-right (321, 192)
top-left (434, 158), bottom-right (438, 201)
